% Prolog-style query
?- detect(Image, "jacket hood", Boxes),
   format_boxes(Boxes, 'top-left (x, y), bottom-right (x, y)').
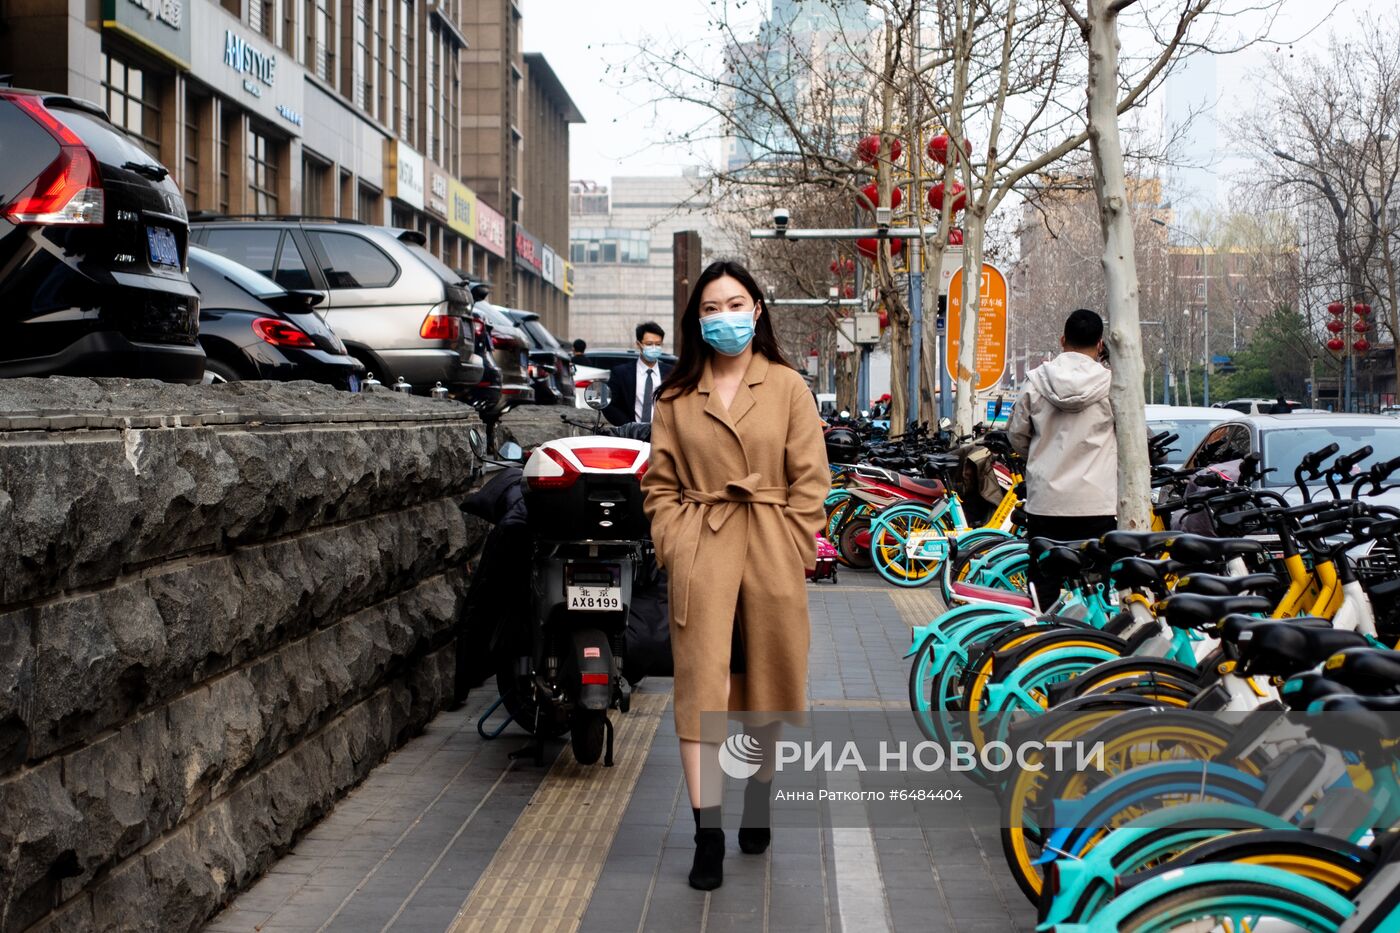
top-left (1031, 351), bottom-right (1111, 412)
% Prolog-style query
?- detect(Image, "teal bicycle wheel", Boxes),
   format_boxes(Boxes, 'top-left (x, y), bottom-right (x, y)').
top-left (871, 502), bottom-right (944, 587)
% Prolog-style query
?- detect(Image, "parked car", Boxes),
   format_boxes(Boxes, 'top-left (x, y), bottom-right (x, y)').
top-left (575, 347), bottom-right (679, 372)
top-left (572, 363), bottom-right (610, 409)
top-left (1182, 413), bottom-right (1400, 506)
top-left (186, 246), bottom-right (362, 389)
top-left (189, 217), bottom-right (483, 396)
top-left (1144, 404), bottom-right (1231, 468)
top-left (1215, 397), bottom-right (1302, 415)
top-left (470, 298), bottom-right (535, 412)
top-left (0, 88), bottom-right (204, 381)
top-left (504, 308), bottom-right (575, 405)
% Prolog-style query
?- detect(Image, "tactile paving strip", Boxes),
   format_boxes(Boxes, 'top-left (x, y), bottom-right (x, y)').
top-left (447, 689), bottom-right (671, 933)
top-left (887, 588), bottom-right (945, 629)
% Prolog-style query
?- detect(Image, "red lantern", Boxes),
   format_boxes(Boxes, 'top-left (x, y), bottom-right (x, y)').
top-left (926, 134), bottom-right (971, 165)
top-left (857, 182), bottom-right (903, 211)
top-left (948, 227), bottom-right (964, 246)
top-left (1355, 338), bottom-right (1371, 353)
top-left (843, 284), bottom-right (855, 299)
top-left (829, 260), bottom-right (841, 275)
top-left (856, 237), bottom-right (904, 259)
top-left (878, 307), bottom-right (889, 329)
top-left (1355, 302), bottom-right (1372, 316)
top-left (1328, 301), bottom-right (1346, 316)
top-left (927, 182), bottom-right (967, 213)
top-left (856, 135), bottom-right (902, 165)
top-left (1354, 319), bottom-right (1369, 333)
top-left (1327, 338), bottom-right (1345, 352)
top-left (1327, 319), bottom-right (1344, 333)
top-left (844, 258), bottom-right (855, 274)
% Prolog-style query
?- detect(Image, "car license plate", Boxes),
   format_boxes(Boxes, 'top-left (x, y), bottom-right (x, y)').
top-left (146, 226), bottom-right (180, 268)
top-left (567, 586), bottom-right (622, 612)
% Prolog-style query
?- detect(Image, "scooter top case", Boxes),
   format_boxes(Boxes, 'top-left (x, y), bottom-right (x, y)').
top-left (522, 436), bottom-right (651, 541)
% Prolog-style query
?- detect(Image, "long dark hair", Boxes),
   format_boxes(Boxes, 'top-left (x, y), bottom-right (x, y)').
top-left (658, 260), bottom-right (793, 400)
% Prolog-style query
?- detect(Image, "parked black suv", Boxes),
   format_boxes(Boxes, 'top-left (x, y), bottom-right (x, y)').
top-left (505, 308), bottom-right (575, 405)
top-left (0, 89), bottom-right (203, 381)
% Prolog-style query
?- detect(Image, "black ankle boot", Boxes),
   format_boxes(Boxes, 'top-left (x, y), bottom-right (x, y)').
top-left (689, 806), bottom-right (724, 890)
top-left (738, 777), bottom-right (772, 854)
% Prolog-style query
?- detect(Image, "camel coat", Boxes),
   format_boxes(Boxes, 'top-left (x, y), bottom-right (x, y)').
top-left (641, 352), bottom-right (829, 742)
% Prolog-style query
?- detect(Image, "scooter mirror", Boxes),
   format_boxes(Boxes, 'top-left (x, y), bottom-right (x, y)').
top-left (468, 427), bottom-right (488, 460)
top-left (938, 417), bottom-right (953, 431)
top-left (585, 380), bottom-right (612, 411)
top-left (499, 441), bottom-right (524, 462)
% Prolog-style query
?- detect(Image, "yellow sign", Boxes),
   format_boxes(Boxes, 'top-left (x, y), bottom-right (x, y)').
top-left (945, 263), bottom-right (1009, 391)
top-left (448, 179), bottom-right (476, 239)
top-left (562, 260), bottom-right (575, 297)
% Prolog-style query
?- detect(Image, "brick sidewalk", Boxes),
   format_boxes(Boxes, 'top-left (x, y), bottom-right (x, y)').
top-left (205, 571), bottom-right (1036, 933)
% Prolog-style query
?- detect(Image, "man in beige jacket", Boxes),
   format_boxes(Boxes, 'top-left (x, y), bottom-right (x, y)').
top-left (1007, 309), bottom-right (1117, 609)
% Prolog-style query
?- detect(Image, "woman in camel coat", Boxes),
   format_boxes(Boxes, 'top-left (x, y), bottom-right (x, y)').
top-left (641, 259), bottom-right (829, 891)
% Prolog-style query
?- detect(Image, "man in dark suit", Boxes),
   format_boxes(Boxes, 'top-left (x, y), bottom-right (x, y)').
top-left (603, 321), bottom-right (673, 426)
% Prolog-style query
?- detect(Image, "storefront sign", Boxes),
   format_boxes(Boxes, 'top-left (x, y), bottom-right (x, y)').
top-left (541, 246), bottom-right (556, 286)
top-left (427, 170), bottom-right (449, 218)
top-left (514, 224), bottom-right (543, 274)
top-left (275, 104), bottom-right (302, 127)
top-left (474, 202), bottom-right (507, 258)
top-left (224, 30), bottom-right (276, 87)
top-left (447, 179), bottom-right (476, 239)
top-left (385, 139), bottom-right (424, 210)
top-left (562, 261), bottom-right (574, 297)
top-left (102, 0), bottom-right (190, 69)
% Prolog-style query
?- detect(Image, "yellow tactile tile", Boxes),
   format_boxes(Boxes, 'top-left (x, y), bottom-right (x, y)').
top-left (448, 689), bottom-right (670, 933)
top-left (888, 589), bottom-right (945, 629)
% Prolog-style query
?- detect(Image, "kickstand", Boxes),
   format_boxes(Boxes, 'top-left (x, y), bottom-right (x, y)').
top-left (603, 715), bottom-right (616, 767)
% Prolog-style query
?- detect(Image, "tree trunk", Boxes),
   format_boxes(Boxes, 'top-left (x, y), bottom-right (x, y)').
top-left (954, 210), bottom-right (986, 434)
top-left (1084, 0), bottom-right (1150, 530)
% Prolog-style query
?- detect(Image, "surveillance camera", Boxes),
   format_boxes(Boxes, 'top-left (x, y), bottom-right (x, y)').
top-left (773, 207), bottom-right (791, 229)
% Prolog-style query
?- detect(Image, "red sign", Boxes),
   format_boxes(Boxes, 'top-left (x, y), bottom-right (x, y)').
top-left (474, 201), bottom-right (507, 258)
top-left (514, 223), bottom-right (543, 273)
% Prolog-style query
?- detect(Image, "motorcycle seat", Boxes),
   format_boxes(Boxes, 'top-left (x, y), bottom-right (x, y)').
top-left (1102, 530), bottom-right (1178, 559)
top-left (925, 453), bottom-right (962, 472)
top-left (896, 475), bottom-right (946, 497)
top-left (1316, 647), bottom-right (1400, 696)
top-left (948, 581), bottom-right (1035, 609)
top-left (1160, 594), bottom-right (1272, 630)
top-left (1175, 572), bottom-right (1283, 598)
top-left (1237, 623), bottom-right (1371, 678)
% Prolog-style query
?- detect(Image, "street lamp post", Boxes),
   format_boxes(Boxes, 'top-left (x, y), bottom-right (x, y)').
top-left (1152, 218), bottom-right (1211, 406)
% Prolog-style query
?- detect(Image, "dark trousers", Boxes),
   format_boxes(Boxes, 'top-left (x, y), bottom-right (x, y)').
top-left (1024, 512), bottom-right (1117, 611)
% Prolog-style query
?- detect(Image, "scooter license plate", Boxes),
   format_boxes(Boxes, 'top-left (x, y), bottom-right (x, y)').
top-left (566, 586), bottom-right (622, 611)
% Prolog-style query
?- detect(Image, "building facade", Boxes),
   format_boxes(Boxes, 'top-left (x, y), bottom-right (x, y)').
top-left (0, 0), bottom-right (576, 330)
top-left (566, 172), bottom-right (718, 349)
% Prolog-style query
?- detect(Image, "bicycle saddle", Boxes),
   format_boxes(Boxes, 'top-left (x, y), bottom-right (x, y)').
top-left (1028, 537), bottom-right (1097, 562)
top-left (1313, 694), bottom-right (1400, 747)
top-left (1111, 557), bottom-right (1185, 590)
top-left (1317, 647), bottom-right (1400, 696)
top-left (1166, 534), bottom-right (1268, 566)
top-left (1036, 546), bottom-right (1085, 578)
top-left (1237, 623), bottom-right (1371, 678)
top-left (1219, 614), bottom-right (1330, 643)
top-left (1102, 530), bottom-right (1177, 559)
top-left (1160, 594), bottom-right (1273, 630)
top-left (1280, 671), bottom-right (1355, 709)
top-left (1175, 572), bottom-right (1283, 598)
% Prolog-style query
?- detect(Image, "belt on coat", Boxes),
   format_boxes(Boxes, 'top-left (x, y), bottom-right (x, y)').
top-left (671, 472), bottom-right (789, 626)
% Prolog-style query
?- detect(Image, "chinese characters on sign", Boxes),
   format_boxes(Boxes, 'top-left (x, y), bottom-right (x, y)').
top-left (945, 263), bottom-right (1009, 392)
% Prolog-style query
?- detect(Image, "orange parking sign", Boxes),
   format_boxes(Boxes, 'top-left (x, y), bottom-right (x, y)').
top-left (945, 263), bottom-right (1008, 391)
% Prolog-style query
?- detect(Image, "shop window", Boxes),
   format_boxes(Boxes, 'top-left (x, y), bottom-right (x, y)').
top-left (308, 231), bottom-right (398, 288)
top-left (100, 52), bottom-right (161, 159)
top-left (303, 155), bottom-right (328, 215)
top-left (247, 127), bottom-right (280, 215)
top-left (357, 184), bottom-right (380, 223)
top-left (306, 0), bottom-right (334, 82)
top-left (219, 110), bottom-right (233, 213)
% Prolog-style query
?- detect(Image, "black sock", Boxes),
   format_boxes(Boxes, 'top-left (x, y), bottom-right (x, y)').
top-left (689, 806), bottom-right (724, 890)
top-left (739, 777), bottom-right (772, 854)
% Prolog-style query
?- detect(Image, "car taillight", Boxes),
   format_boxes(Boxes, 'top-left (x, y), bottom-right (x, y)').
top-left (527, 447), bottom-right (581, 490)
top-left (575, 378), bottom-right (593, 389)
top-left (527, 363), bottom-right (540, 379)
top-left (472, 317), bottom-right (486, 338)
top-left (571, 447), bottom-right (641, 470)
top-left (420, 310), bottom-right (461, 341)
top-left (491, 333), bottom-right (511, 348)
top-left (252, 317), bottom-right (316, 348)
top-left (2, 96), bottom-right (104, 226)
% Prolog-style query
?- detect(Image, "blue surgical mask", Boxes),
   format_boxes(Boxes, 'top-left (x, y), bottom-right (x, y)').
top-left (700, 309), bottom-right (757, 356)
top-left (640, 345), bottom-right (663, 363)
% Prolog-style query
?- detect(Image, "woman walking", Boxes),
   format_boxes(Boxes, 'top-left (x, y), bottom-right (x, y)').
top-left (641, 260), bottom-right (829, 890)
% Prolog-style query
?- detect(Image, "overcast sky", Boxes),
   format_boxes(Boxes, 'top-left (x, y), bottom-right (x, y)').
top-left (523, 0), bottom-right (1365, 192)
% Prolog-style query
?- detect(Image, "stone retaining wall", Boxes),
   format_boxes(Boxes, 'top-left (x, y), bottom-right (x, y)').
top-left (0, 379), bottom-right (490, 933)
